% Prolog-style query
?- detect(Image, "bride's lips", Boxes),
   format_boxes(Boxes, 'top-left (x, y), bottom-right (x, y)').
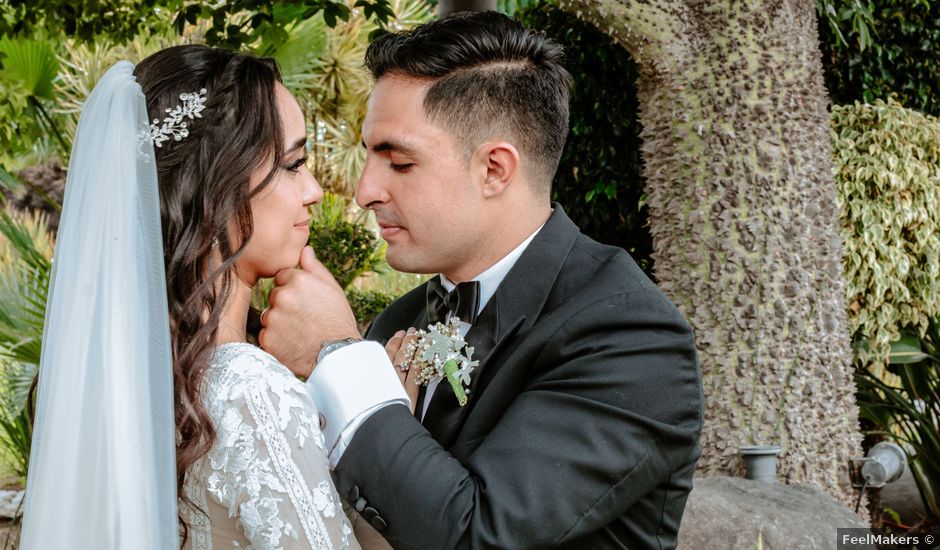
top-left (377, 221), bottom-right (403, 238)
top-left (294, 218), bottom-right (310, 230)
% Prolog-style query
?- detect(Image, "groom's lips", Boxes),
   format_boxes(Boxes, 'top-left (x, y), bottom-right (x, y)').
top-left (378, 221), bottom-right (403, 238)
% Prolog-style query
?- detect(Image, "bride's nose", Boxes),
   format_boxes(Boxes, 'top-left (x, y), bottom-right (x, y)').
top-left (301, 166), bottom-right (323, 207)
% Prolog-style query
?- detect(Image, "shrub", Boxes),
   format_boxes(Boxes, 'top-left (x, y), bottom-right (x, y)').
top-left (856, 320), bottom-right (940, 520)
top-left (832, 99), bottom-right (940, 369)
top-left (819, 0), bottom-right (940, 116)
top-left (308, 193), bottom-right (385, 289)
top-left (347, 288), bottom-right (395, 334)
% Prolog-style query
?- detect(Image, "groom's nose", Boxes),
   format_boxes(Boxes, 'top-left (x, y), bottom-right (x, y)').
top-left (355, 162), bottom-right (389, 209)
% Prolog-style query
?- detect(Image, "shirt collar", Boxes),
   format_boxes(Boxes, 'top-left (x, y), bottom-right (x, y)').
top-left (439, 222), bottom-right (545, 312)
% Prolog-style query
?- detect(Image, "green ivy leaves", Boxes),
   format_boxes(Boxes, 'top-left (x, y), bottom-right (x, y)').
top-left (834, 99), bottom-right (940, 369)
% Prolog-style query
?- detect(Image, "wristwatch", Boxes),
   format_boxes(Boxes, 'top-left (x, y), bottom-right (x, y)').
top-left (317, 337), bottom-right (362, 364)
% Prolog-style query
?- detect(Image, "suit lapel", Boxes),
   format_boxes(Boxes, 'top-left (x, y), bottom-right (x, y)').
top-left (420, 204), bottom-right (581, 447)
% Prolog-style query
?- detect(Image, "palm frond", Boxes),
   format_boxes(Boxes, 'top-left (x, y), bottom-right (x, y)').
top-left (0, 37), bottom-right (60, 100)
top-left (54, 27), bottom-right (196, 151)
top-left (270, 16), bottom-right (330, 92)
top-left (857, 322), bottom-right (940, 518)
top-left (0, 165), bottom-right (23, 195)
top-left (0, 206), bottom-right (51, 484)
top-left (283, 0), bottom-right (433, 196)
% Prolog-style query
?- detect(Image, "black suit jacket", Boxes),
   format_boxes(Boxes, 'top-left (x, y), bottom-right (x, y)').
top-left (336, 205), bottom-right (702, 549)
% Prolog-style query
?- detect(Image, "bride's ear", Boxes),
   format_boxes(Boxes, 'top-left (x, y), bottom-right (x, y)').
top-left (474, 141), bottom-right (520, 199)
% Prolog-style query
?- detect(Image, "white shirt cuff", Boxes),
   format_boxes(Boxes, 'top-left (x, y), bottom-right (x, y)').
top-left (304, 341), bottom-right (410, 467)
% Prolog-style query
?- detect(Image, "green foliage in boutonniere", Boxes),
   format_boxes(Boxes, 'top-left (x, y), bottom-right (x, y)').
top-left (401, 317), bottom-right (478, 406)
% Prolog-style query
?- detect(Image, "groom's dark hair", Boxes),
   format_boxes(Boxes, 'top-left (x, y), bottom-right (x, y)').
top-left (364, 11), bottom-right (571, 192)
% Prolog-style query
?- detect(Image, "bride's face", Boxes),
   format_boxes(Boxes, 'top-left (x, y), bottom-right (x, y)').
top-left (235, 83), bottom-right (321, 282)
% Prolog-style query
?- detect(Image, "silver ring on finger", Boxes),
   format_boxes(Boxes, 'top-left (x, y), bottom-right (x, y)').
top-left (398, 360), bottom-right (410, 372)
top-left (260, 307), bottom-right (270, 325)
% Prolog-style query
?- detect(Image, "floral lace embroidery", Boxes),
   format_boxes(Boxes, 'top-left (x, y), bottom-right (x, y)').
top-left (243, 378), bottom-right (329, 548)
top-left (183, 343), bottom-right (352, 550)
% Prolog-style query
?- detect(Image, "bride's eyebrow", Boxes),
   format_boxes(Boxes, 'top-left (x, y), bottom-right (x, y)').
top-left (284, 136), bottom-right (307, 156)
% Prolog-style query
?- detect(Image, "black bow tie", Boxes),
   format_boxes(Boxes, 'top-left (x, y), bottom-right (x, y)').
top-left (426, 278), bottom-right (480, 325)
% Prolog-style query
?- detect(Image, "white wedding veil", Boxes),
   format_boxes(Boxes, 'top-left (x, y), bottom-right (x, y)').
top-left (19, 61), bottom-right (178, 548)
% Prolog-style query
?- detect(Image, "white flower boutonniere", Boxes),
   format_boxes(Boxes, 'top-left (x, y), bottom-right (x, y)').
top-left (400, 317), bottom-right (479, 406)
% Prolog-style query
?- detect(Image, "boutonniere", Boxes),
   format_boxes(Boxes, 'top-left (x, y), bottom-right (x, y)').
top-left (400, 317), bottom-right (479, 406)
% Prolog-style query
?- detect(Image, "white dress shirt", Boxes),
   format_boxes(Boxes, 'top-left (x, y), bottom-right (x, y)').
top-left (306, 224), bottom-right (545, 467)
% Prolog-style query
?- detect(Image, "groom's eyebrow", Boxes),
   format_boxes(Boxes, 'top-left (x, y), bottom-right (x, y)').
top-left (363, 138), bottom-right (418, 156)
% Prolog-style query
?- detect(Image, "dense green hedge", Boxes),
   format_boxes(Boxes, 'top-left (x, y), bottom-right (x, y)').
top-left (517, 2), bottom-right (652, 275)
top-left (347, 287), bottom-right (395, 333)
top-left (820, 0), bottom-right (940, 115)
top-left (833, 99), bottom-right (940, 370)
top-left (309, 214), bottom-right (382, 289)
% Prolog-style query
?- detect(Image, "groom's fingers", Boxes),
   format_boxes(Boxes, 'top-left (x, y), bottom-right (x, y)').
top-left (273, 266), bottom-right (297, 287)
top-left (299, 245), bottom-right (317, 271)
top-left (298, 245), bottom-right (339, 283)
top-left (259, 245), bottom-right (361, 378)
top-left (266, 287), bottom-right (280, 310)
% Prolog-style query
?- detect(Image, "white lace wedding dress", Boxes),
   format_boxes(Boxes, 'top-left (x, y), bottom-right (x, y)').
top-left (180, 342), bottom-right (360, 550)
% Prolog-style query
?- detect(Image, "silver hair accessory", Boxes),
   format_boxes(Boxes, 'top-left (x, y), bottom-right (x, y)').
top-left (146, 88), bottom-right (208, 147)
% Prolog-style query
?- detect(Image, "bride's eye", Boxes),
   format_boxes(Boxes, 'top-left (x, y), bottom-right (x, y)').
top-left (285, 156), bottom-right (308, 173)
top-left (391, 162), bottom-right (414, 172)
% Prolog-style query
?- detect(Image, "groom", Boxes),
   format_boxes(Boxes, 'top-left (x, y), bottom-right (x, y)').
top-left (262, 11), bottom-right (702, 549)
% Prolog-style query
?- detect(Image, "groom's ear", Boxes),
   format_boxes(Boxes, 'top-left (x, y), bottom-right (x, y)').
top-left (475, 141), bottom-right (520, 199)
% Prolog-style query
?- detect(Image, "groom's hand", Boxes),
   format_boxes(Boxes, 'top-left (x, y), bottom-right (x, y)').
top-left (260, 245), bottom-right (361, 377)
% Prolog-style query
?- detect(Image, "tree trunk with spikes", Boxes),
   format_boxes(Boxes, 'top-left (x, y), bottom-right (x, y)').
top-left (556, 0), bottom-right (861, 507)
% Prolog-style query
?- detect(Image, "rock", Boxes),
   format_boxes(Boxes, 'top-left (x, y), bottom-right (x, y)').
top-left (0, 490), bottom-right (24, 519)
top-left (678, 476), bottom-right (868, 550)
top-left (14, 160), bottom-right (66, 232)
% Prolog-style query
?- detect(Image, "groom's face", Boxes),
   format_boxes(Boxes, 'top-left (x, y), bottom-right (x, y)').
top-left (357, 75), bottom-right (484, 276)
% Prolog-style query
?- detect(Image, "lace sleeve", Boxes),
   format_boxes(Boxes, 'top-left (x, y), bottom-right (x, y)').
top-left (204, 347), bottom-right (359, 550)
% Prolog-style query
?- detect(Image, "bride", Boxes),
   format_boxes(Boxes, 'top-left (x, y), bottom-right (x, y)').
top-left (18, 45), bottom-right (378, 549)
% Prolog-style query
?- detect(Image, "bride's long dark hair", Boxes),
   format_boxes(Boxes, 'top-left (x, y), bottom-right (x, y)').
top-left (133, 45), bottom-right (285, 538)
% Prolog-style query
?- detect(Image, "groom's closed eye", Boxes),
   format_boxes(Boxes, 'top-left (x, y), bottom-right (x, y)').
top-left (362, 140), bottom-right (418, 173)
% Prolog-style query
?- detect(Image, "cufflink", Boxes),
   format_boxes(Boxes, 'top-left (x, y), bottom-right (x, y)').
top-left (362, 506), bottom-right (387, 531)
